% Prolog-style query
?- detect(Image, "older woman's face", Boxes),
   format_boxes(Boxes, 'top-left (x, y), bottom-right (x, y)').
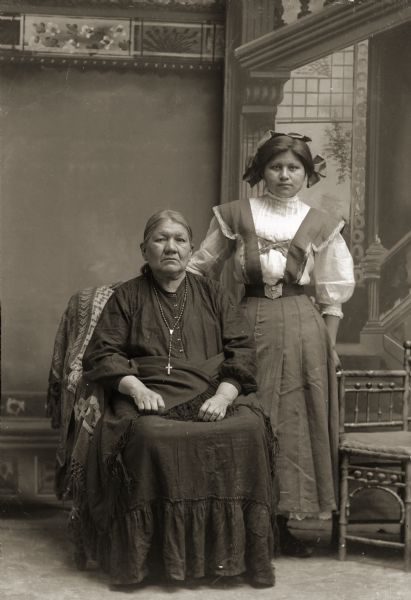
top-left (263, 149), bottom-right (306, 198)
top-left (142, 219), bottom-right (192, 280)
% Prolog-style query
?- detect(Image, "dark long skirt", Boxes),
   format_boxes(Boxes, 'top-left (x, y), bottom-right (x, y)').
top-left (241, 294), bottom-right (339, 516)
top-left (83, 395), bottom-right (275, 586)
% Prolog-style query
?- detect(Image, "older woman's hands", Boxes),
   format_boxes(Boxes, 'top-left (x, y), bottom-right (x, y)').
top-left (198, 394), bottom-right (232, 421)
top-left (198, 381), bottom-right (239, 422)
top-left (118, 375), bottom-right (165, 413)
top-left (132, 386), bottom-right (165, 413)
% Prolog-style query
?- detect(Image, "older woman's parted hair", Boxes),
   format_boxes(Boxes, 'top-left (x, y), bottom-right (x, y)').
top-left (243, 132), bottom-right (316, 188)
top-left (141, 209), bottom-right (194, 276)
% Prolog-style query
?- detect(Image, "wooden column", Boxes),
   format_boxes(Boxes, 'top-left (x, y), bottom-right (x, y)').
top-left (220, 0), bottom-right (243, 205)
top-left (360, 36), bottom-right (384, 333)
top-left (239, 70), bottom-right (289, 200)
top-left (360, 236), bottom-right (387, 331)
top-left (365, 37), bottom-right (383, 246)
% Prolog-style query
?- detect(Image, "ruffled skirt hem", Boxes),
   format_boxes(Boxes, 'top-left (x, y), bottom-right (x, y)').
top-left (78, 497), bottom-right (275, 587)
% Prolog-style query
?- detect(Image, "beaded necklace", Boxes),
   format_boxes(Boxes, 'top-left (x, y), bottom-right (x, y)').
top-left (152, 275), bottom-right (188, 375)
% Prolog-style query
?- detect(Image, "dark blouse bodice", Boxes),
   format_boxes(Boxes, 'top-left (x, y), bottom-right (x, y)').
top-left (82, 272), bottom-right (257, 394)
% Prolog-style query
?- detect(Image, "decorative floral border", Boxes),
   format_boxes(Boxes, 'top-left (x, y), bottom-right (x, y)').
top-left (0, 13), bottom-right (225, 64)
top-left (135, 20), bottom-right (224, 59)
top-left (0, 0), bottom-right (225, 9)
top-left (24, 15), bottom-right (131, 55)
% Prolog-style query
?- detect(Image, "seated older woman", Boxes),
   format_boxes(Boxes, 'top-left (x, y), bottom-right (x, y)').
top-left (80, 210), bottom-right (275, 588)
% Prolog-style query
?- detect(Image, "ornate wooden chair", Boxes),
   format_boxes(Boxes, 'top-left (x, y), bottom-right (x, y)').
top-left (338, 341), bottom-right (411, 571)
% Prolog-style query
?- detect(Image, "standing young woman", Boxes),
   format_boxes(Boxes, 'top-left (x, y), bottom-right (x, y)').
top-left (188, 131), bottom-right (355, 557)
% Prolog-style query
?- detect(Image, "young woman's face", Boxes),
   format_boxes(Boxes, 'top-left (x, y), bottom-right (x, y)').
top-left (263, 150), bottom-right (306, 198)
top-left (141, 219), bottom-right (192, 281)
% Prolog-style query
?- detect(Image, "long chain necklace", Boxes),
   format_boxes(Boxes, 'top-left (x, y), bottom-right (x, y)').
top-left (152, 276), bottom-right (188, 375)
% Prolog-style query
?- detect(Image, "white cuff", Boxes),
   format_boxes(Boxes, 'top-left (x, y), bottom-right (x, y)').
top-left (320, 304), bottom-right (343, 319)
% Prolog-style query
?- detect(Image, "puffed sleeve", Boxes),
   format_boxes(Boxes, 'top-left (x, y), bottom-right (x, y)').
top-left (187, 216), bottom-right (234, 280)
top-left (82, 286), bottom-right (138, 389)
top-left (313, 232), bottom-right (355, 318)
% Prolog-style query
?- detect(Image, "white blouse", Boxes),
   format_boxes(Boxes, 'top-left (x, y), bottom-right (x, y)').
top-left (188, 193), bottom-right (355, 318)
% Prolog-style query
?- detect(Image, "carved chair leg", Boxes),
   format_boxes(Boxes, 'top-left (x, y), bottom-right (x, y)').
top-left (330, 510), bottom-right (339, 552)
top-left (339, 452), bottom-right (349, 561)
top-left (404, 460), bottom-right (411, 572)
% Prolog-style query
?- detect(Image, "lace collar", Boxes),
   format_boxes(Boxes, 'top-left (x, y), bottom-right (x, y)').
top-left (259, 190), bottom-right (305, 216)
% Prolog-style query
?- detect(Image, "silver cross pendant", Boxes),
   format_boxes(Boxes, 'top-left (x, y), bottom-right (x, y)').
top-left (165, 362), bottom-right (173, 375)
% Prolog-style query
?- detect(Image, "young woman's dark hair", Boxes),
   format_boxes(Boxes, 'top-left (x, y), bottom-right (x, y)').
top-left (243, 133), bottom-right (315, 188)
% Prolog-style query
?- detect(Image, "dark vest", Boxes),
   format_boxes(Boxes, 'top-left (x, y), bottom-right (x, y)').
top-left (217, 199), bottom-right (344, 285)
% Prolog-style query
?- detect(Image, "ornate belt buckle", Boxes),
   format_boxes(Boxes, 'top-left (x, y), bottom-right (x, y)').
top-left (264, 282), bottom-right (283, 299)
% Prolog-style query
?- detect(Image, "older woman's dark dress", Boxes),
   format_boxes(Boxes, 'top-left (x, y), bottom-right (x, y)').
top-left (80, 272), bottom-right (274, 586)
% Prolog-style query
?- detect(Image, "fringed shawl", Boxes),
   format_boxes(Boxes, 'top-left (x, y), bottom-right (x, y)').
top-left (46, 285), bottom-right (117, 497)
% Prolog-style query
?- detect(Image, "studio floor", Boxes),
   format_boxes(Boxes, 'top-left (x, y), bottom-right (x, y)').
top-left (0, 503), bottom-right (410, 600)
